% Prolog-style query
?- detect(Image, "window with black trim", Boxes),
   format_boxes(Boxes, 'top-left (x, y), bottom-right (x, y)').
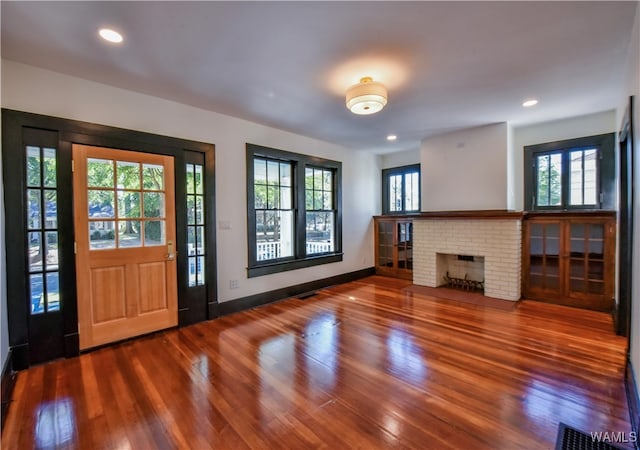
top-left (26, 144), bottom-right (60, 314)
top-left (382, 164), bottom-right (420, 215)
top-left (186, 162), bottom-right (206, 286)
top-left (247, 144), bottom-right (342, 277)
top-left (524, 134), bottom-right (615, 211)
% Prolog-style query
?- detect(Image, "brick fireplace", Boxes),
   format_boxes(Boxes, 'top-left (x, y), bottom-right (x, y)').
top-left (413, 211), bottom-right (523, 301)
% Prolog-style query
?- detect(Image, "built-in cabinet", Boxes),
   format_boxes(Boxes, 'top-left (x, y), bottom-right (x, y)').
top-left (522, 212), bottom-right (616, 311)
top-left (374, 216), bottom-right (414, 280)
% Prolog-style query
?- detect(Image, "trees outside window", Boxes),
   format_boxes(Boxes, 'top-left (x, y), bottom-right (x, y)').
top-left (246, 144), bottom-right (342, 277)
top-left (524, 134), bottom-right (615, 211)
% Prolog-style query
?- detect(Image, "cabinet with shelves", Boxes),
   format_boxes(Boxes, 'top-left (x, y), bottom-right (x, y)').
top-left (374, 216), bottom-right (413, 280)
top-left (523, 212), bottom-right (615, 311)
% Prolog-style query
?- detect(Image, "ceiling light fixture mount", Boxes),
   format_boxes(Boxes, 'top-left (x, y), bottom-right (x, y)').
top-left (346, 77), bottom-right (387, 115)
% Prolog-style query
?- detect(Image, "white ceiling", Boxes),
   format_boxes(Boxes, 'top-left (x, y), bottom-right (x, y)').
top-left (1, 1), bottom-right (637, 154)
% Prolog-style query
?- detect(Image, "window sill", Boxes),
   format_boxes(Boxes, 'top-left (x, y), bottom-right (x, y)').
top-left (247, 253), bottom-right (343, 278)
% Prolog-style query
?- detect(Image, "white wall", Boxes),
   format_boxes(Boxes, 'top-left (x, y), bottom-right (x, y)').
top-left (506, 124), bottom-right (516, 210)
top-left (420, 122), bottom-right (508, 211)
top-left (1, 60), bottom-right (380, 303)
top-left (511, 110), bottom-right (617, 211)
top-left (381, 148), bottom-right (420, 169)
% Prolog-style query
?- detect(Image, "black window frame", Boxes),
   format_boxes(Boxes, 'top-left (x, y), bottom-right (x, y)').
top-left (382, 164), bottom-right (421, 215)
top-left (524, 133), bottom-right (615, 212)
top-left (246, 143), bottom-right (342, 278)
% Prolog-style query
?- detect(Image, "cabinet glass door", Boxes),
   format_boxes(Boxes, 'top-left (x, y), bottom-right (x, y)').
top-left (397, 222), bottom-right (413, 270)
top-left (377, 221), bottom-right (394, 268)
top-left (528, 222), bottom-right (561, 291)
top-left (569, 223), bottom-right (605, 295)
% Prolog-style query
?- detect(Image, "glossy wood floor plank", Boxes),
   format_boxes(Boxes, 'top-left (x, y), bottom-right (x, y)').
top-left (1, 276), bottom-right (632, 449)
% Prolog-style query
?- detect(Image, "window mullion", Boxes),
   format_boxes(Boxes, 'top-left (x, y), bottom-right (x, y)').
top-left (581, 150), bottom-right (586, 206)
top-left (296, 163), bottom-right (306, 259)
top-left (560, 148), bottom-right (571, 210)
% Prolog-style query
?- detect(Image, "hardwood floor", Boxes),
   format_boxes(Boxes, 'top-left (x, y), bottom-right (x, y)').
top-left (1, 276), bottom-right (632, 449)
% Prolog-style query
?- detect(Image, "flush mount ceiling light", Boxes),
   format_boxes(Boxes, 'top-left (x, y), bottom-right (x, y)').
top-left (522, 99), bottom-right (538, 107)
top-left (346, 77), bottom-right (387, 115)
top-left (99, 28), bottom-right (123, 44)
top-left (386, 134), bottom-right (397, 141)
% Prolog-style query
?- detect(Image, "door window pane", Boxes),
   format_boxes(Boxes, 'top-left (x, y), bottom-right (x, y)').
top-left (29, 232), bottom-right (43, 272)
top-left (117, 161), bottom-right (141, 190)
top-left (45, 231), bottom-right (59, 271)
top-left (88, 190), bottom-right (115, 218)
top-left (44, 190), bottom-right (58, 229)
top-left (118, 221), bottom-right (141, 247)
top-left (46, 273), bottom-right (60, 312)
top-left (43, 148), bottom-right (57, 188)
top-left (27, 189), bottom-right (41, 229)
top-left (87, 158), bottom-right (114, 188)
top-left (195, 196), bottom-right (204, 225)
top-left (26, 146), bottom-right (41, 187)
top-left (143, 192), bottom-right (164, 218)
top-left (144, 221), bottom-right (165, 246)
top-left (187, 226), bottom-right (196, 255)
top-left (195, 164), bottom-right (204, 194)
top-left (143, 164), bottom-right (164, 190)
top-left (30, 273), bottom-right (44, 314)
top-left (89, 222), bottom-right (116, 250)
top-left (117, 191), bottom-right (141, 218)
top-left (196, 226), bottom-right (205, 255)
top-left (196, 256), bottom-right (205, 285)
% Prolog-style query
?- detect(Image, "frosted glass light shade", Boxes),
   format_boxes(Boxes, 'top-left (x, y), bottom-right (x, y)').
top-left (346, 77), bottom-right (387, 115)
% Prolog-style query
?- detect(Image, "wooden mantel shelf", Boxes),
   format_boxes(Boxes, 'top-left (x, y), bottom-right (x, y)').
top-left (413, 210), bottom-right (524, 220)
top-left (374, 210), bottom-right (615, 220)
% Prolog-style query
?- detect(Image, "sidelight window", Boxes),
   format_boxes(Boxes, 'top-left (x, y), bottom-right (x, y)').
top-left (26, 145), bottom-right (60, 314)
top-left (186, 163), bottom-right (206, 286)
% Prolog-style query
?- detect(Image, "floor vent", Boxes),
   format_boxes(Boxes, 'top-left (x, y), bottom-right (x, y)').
top-left (556, 423), bottom-right (628, 450)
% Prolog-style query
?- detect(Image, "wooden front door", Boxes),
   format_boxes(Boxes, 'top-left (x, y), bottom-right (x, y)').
top-left (73, 145), bottom-right (177, 350)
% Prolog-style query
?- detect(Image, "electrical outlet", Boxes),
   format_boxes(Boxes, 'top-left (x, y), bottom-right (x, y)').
top-left (229, 279), bottom-right (239, 289)
top-left (219, 220), bottom-right (231, 230)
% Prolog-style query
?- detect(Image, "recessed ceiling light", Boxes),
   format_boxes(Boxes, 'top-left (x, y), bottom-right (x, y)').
top-left (99, 28), bottom-right (123, 44)
top-left (387, 134), bottom-right (397, 141)
top-left (522, 99), bottom-right (538, 107)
